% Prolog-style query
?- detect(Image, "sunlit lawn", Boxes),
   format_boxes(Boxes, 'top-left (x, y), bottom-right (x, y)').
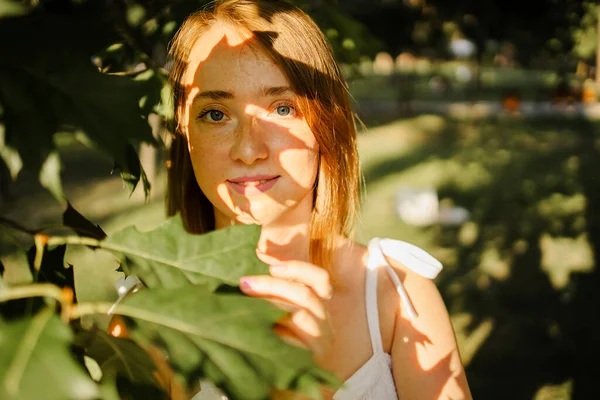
top-left (2, 111), bottom-right (598, 399)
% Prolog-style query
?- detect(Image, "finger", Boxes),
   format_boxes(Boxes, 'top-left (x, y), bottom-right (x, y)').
top-left (267, 298), bottom-right (301, 314)
top-left (268, 261), bottom-right (332, 300)
top-left (273, 325), bottom-right (309, 349)
top-left (278, 309), bottom-right (330, 354)
top-left (240, 276), bottom-right (326, 320)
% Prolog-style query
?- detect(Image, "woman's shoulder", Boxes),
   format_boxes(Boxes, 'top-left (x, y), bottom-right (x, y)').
top-left (342, 237), bottom-right (445, 317)
top-left (369, 237), bottom-right (443, 280)
top-left (336, 237), bottom-right (447, 351)
top-left (338, 237), bottom-right (443, 281)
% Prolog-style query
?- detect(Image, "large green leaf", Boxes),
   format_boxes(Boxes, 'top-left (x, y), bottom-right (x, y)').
top-left (0, 308), bottom-right (98, 400)
top-left (115, 286), bottom-right (338, 399)
top-left (104, 216), bottom-right (269, 290)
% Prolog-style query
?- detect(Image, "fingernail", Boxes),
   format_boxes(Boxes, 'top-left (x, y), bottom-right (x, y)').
top-left (269, 264), bottom-right (285, 274)
top-left (240, 278), bottom-right (254, 292)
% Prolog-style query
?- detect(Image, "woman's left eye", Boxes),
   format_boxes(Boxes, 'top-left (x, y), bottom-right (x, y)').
top-left (271, 104), bottom-right (296, 117)
top-left (276, 106), bottom-right (291, 116)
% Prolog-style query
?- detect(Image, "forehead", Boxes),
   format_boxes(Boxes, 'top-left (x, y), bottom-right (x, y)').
top-left (182, 23), bottom-right (289, 90)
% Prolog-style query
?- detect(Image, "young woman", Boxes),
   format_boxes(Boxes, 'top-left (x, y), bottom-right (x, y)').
top-left (166, 1), bottom-right (472, 398)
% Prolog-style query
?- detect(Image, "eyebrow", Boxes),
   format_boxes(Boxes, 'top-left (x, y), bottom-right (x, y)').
top-left (194, 90), bottom-right (233, 101)
top-left (261, 86), bottom-right (293, 97)
top-left (192, 86), bottom-right (293, 105)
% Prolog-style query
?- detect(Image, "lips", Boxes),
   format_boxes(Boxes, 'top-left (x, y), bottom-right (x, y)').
top-left (226, 175), bottom-right (280, 195)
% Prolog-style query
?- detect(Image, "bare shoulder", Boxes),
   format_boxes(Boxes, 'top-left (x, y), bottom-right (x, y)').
top-left (332, 238), bottom-right (369, 282)
top-left (385, 255), bottom-right (447, 319)
top-left (385, 254), bottom-right (473, 399)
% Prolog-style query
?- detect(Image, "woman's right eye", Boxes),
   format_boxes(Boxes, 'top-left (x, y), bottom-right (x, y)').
top-left (198, 109), bottom-right (228, 123)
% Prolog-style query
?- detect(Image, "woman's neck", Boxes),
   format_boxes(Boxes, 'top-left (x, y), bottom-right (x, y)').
top-left (213, 195), bottom-right (314, 263)
top-left (255, 221), bottom-right (311, 263)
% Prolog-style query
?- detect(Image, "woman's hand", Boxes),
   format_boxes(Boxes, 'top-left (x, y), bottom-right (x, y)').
top-left (239, 260), bottom-right (334, 364)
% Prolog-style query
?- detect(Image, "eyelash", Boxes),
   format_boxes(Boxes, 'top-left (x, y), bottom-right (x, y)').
top-left (197, 101), bottom-right (299, 123)
top-left (271, 101), bottom-right (298, 118)
top-left (197, 106), bottom-right (228, 123)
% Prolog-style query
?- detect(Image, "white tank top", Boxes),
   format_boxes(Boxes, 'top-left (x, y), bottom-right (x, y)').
top-left (332, 238), bottom-right (443, 400)
top-left (193, 238), bottom-right (443, 400)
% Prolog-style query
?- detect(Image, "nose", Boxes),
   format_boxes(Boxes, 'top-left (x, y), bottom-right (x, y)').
top-left (229, 113), bottom-right (268, 165)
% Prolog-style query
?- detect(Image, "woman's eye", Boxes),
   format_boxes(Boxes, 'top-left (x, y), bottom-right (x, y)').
top-left (276, 106), bottom-right (291, 116)
top-left (199, 109), bottom-right (227, 122)
top-left (272, 104), bottom-right (296, 117)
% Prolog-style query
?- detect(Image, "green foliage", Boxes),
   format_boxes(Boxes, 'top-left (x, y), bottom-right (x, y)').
top-left (117, 285), bottom-right (332, 399)
top-left (63, 202), bottom-right (108, 241)
top-left (572, 2), bottom-right (598, 61)
top-left (0, 212), bottom-right (339, 399)
top-left (104, 219), bottom-right (269, 290)
top-left (0, 308), bottom-right (98, 400)
top-left (0, 0), bottom-right (161, 200)
top-left (75, 327), bottom-right (160, 387)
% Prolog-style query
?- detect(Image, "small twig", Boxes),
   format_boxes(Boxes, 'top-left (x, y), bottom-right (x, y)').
top-left (33, 234), bottom-right (47, 272)
top-left (46, 235), bottom-right (102, 248)
top-left (69, 302), bottom-right (115, 320)
top-left (0, 283), bottom-right (71, 322)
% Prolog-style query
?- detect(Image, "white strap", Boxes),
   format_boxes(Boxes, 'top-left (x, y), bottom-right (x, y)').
top-left (367, 238), bottom-right (443, 320)
top-left (378, 238), bottom-right (443, 279)
top-left (365, 258), bottom-right (384, 353)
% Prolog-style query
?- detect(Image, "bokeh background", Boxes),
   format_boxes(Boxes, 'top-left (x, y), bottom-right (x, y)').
top-left (1, 0), bottom-right (599, 398)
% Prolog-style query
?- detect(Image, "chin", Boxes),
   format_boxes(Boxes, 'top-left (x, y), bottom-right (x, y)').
top-left (228, 200), bottom-right (289, 227)
top-left (232, 209), bottom-right (279, 226)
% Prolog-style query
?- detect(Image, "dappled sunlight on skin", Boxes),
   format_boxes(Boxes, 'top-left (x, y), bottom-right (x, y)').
top-left (390, 267), bottom-right (468, 400)
top-left (182, 31), bottom-right (319, 238)
top-left (258, 232), bottom-right (312, 263)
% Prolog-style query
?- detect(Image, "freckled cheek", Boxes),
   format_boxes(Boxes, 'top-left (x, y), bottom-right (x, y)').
top-left (187, 133), bottom-right (230, 189)
top-left (277, 146), bottom-right (319, 188)
top-left (189, 148), bottom-right (234, 208)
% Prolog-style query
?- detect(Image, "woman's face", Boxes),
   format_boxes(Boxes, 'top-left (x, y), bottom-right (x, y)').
top-left (181, 24), bottom-right (319, 227)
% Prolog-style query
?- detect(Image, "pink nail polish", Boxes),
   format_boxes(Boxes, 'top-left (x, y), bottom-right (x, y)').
top-left (240, 278), bottom-right (253, 292)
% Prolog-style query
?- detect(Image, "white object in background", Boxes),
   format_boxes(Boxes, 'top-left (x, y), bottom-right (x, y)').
top-left (395, 186), bottom-right (469, 226)
top-left (449, 38), bottom-right (476, 58)
top-left (110, 275), bottom-right (145, 314)
top-left (438, 206), bottom-right (470, 226)
top-left (395, 187), bottom-right (439, 226)
top-left (114, 275), bottom-right (143, 298)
